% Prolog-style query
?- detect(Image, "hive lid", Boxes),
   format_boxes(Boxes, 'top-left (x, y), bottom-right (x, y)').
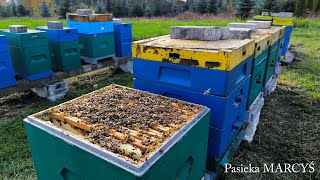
top-left (66, 13), bottom-right (113, 22)
top-left (25, 84), bottom-right (210, 177)
top-left (0, 29), bottom-right (47, 40)
top-left (132, 35), bottom-right (255, 71)
top-left (251, 34), bottom-right (271, 58)
top-left (254, 27), bottom-right (281, 45)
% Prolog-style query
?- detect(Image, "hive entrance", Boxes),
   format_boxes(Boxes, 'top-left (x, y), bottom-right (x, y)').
top-left (35, 85), bottom-right (203, 164)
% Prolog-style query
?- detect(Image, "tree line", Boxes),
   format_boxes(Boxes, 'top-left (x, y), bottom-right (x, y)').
top-left (0, 0), bottom-right (319, 18)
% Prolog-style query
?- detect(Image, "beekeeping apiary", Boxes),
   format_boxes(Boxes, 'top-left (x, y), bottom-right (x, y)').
top-left (24, 84), bottom-right (210, 179)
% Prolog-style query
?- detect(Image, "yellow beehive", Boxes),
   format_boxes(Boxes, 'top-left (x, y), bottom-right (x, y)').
top-left (251, 34), bottom-right (271, 58)
top-left (254, 27), bottom-right (281, 46)
top-left (272, 17), bottom-right (294, 26)
top-left (132, 35), bottom-right (255, 71)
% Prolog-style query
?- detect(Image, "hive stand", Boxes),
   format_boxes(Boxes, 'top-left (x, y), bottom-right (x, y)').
top-left (0, 57), bottom-right (130, 99)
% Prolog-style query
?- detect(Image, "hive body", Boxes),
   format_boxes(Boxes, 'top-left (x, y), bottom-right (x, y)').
top-left (0, 35), bottom-right (16, 89)
top-left (24, 85), bottom-right (210, 180)
top-left (0, 30), bottom-right (52, 80)
top-left (114, 23), bottom-right (132, 57)
top-left (36, 27), bottom-right (81, 72)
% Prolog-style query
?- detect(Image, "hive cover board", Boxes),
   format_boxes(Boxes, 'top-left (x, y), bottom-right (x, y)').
top-left (24, 85), bottom-right (210, 180)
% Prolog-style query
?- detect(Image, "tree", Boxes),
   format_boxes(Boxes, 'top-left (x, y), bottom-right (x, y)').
top-left (262, 0), bottom-right (277, 12)
top-left (130, 1), bottom-right (144, 17)
top-left (58, 0), bottom-right (70, 18)
top-left (152, 0), bottom-right (162, 16)
top-left (95, 0), bottom-right (106, 13)
top-left (197, 0), bottom-right (208, 14)
top-left (40, 1), bottom-right (51, 17)
top-left (9, 0), bottom-right (17, 16)
top-left (106, 0), bottom-right (113, 12)
top-left (306, 0), bottom-right (313, 10)
top-left (282, 0), bottom-right (296, 12)
top-left (121, 0), bottom-right (129, 16)
top-left (17, 4), bottom-right (26, 16)
top-left (314, 0), bottom-right (320, 11)
top-left (207, 0), bottom-right (218, 14)
top-left (113, 0), bottom-right (122, 17)
top-left (236, 0), bottom-right (254, 19)
top-left (295, 0), bottom-right (306, 17)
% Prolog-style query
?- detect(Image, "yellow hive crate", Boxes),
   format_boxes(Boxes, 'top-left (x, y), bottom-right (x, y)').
top-left (272, 17), bottom-right (294, 26)
top-left (254, 27), bottom-right (281, 46)
top-left (132, 35), bottom-right (255, 71)
top-left (253, 15), bottom-right (273, 21)
top-left (251, 34), bottom-right (271, 58)
top-left (272, 26), bottom-right (286, 39)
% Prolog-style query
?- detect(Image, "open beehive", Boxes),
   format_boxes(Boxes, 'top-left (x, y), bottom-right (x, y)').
top-left (31, 84), bottom-right (205, 165)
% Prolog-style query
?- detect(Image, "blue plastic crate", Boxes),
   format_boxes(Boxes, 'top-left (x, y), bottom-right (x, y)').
top-left (115, 42), bottom-right (131, 57)
top-left (134, 75), bottom-right (250, 130)
top-left (16, 70), bottom-right (53, 81)
top-left (133, 56), bottom-right (253, 97)
top-left (0, 52), bottom-right (16, 89)
top-left (114, 23), bottom-right (132, 57)
top-left (134, 76), bottom-right (250, 158)
top-left (67, 20), bottom-right (114, 35)
top-left (0, 35), bottom-right (9, 52)
top-left (114, 23), bottom-right (133, 42)
top-left (36, 27), bottom-right (78, 43)
top-left (282, 26), bottom-right (293, 57)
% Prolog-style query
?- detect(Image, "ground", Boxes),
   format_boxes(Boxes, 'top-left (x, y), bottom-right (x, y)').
top-left (0, 18), bottom-right (319, 179)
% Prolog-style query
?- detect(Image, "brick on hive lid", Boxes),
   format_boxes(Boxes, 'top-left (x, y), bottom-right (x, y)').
top-left (229, 27), bottom-right (252, 40)
top-left (113, 18), bottom-right (123, 24)
top-left (220, 27), bottom-right (231, 40)
top-left (227, 23), bottom-right (259, 32)
top-left (47, 21), bottom-right (63, 29)
top-left (170, 26), bottom-right (230, 41)
top-left (76, 9), bottom-right (93, 16)
top-left (247, 21), bottom-right (272, 29)
top-left (272, 12), bottom-right (293, 18)
top-left (262, 12), bottom-right (271, 16)
top-left (9, 25), bottom-right (28, 33)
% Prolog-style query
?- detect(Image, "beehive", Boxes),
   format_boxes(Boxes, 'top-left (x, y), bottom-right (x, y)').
top-left (253, 27), bottom-right (281, 86)
top-left (0, 35), bottom-right (16, 89)
top-left (36, 26), bottom-right (81, 72)
top-left (114, 23), bottom-right (132, 57)
top-left (246, 34), bottom-right (270, 108)
top-left (25, 85), bottom-right (210, 180)
top-left (0, 29), bottom-right (52, 80)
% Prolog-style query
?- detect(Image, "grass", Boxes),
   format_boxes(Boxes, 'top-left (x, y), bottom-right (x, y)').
top-left (0, 17), bottom-right (319, 179)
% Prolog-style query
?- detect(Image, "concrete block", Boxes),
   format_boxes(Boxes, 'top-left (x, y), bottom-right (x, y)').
top-left (76, 9), bottom-right (93, 15)
top-left (31, 80), bottom-right (68, 101)
top-left (227, 23), bottom-right (259, 32)
top-left (261, 12), bottom-right (270, 16)
top-left (170, 26), bottom-right (230, 41)
top-left (219, 27), bottom-right (230, 40)
top-left (247, 21), bottom-right (272, 29)
top-left (271, 12), bottom-right (293, 18)
top-left (113, 18), bottom-right (123, 24)
top-left (47, 21), bottom-right (63, 29)
top-left (9, 25), bottom-right (27, 33)
top-left (229, 27), bottom-right (252, 40)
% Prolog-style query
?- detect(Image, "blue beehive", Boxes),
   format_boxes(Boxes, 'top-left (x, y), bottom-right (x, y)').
top-left (114, 23), bottom-right (132, 57)
top-left (133, 57), bottom-right (253, 97)
top-left (67, 21), bottom-right (114, 35)
top-left (0, 35), bottom-right (16, 89)
top-left (134, 75), bottom-right (251, 158)
top-left (36, 27), bottom-right (78, 43)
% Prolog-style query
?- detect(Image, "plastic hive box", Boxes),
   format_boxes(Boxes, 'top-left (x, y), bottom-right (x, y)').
top-left (48, 41), bottom-right (81, 72)
top-left (134, 75), bottom-right (251, 160)
top-left (114, 23), bottom-right (132, 57)
top-left (67, 20), bottom-right (114, 35)
top-left (0, 35), bottom-right (16, 89)
top-left (36, 26), bottom-right (78, 43)
top-left (24, 85), bottom-right (210, 180)
top-left (132, 35), bottom-right (255, 71)
top-left (0, 30), bottom-right (53, 80)
top-left (78, 33), bottom-right (115, 60)
top-left (133, 57), bottom-right (252, 97)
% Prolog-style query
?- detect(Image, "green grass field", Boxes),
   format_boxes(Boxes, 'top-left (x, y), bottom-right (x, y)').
top-left (0, 17), bottom-right (319, 179)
